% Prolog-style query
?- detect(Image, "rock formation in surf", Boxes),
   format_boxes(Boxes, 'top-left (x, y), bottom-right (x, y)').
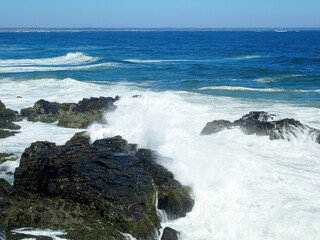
top-left (0, 133), bottom-right (193, 240)
top-left (0, 100), bottom-right (21, 139)
top-left (201, 111), bottom-right (320, 144)
top-left (21, 96), bottom-right (120, 129)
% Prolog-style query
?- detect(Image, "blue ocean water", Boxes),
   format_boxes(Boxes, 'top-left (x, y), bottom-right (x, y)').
top-left (0, 31), bottom-right (319, 106)
top-left (1, 31), bottom-right (320, 240)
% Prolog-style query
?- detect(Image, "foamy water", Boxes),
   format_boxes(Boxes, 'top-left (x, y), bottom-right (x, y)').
top-left (0, 52), bottom-right (121, 73)
top-left (1, 78), bottom-right (320, 239)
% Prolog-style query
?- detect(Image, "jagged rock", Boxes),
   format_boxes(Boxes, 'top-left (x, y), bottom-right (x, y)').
top-left (201, 111), bottom-right (320, 143)
top-left (0, 101), bottom-right (21, 139)
top-left (0, 122), bottom-right (20, 130)
top-left (0, 135), bottom-right (194, 240)
top-left (0, 101), bottom-right (19, 123)
top-left (21, 96), bottom-right (120, 129)
top-left (200, 120), bottom-right (233, 135)
top-left (65, 131), bottom-right (90, 145)
top-left (93, 136), bottom-right (138, 155)
top-left (0, 153), bottom-right (19, 164)
top-left (136, 149), bottom-right (194, 219)
top-left (234, 112), bottom-right (306, 140)
top-left (0, 222), bottom-right (7, 240)
top-left (0, 130), bottom-right (16, 139)
top-left (161, 227), bottom-right (179, 240)
top-left (21, 99), bottom-right (62, 123)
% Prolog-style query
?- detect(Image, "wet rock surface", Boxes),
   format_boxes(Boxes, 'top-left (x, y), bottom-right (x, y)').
top-left (200, 120), bottom-right (233, 135)
top-left (0, 153), bottom-right (19, 164)
top-left (201, 111), bottom-right (320, 143)
top-left (0, 135), bottom-right (194, 240)
top-left (21, 96), bottom-right (119, 129)
top-left (0, 100), bottom-right (21, 139)
top-left (161, 227), bottom-right (179, 240)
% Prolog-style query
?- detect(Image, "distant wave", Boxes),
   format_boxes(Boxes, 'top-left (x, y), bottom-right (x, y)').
top-left (0, 52), bottom-right (119, 73)
top-left (198, 86), bottom-right (320, 93)
top-left (224, 55), bottom-right (262, 60)
top-left (0, 52), bottom-right (99, 67)
top-left (253, 74), bottom-right (306, 83)
top-left (124, 59), bottom-right (203, 63)
top-left (0, 62), bottom-right (119, 73)
top-left (199, 86), bottom-right (285, 92)
top-left (124, 55), bottom-right (262, 64)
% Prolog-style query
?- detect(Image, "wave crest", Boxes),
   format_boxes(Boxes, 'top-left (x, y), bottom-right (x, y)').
top-left (0, 52), bottom-right (100, 67)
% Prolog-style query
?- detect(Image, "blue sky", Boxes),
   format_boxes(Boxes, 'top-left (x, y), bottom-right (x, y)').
top-left (0, 0), bottom-right (319, 28)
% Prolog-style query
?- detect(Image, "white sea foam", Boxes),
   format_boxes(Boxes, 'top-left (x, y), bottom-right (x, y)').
top-left (198, 86), bottom-right (285, 92)
top-left (253, 74), bottom-right (306, 83)
top-left (87, 90), bottom-right (320, 240)
top-left (12, 228), bottom-right (68, 240)
top-left (198, 86), bottom-right (320, 93)
top-left (0, 62), bottom-right (118, 73)
top-left (124, 55), bottom-right (262, 64)
top-left (0, 52), bottom-right (116, 73)
top-left (0, 52), bottom-right (99, 67)
top-left (1, 78), bottom-right (320, 239)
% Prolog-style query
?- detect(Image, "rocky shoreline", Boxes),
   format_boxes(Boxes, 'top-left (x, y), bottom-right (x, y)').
top-left (0, 133), bottom-right (193, 240)
top-left (1, 97), bottom-right (320, 240)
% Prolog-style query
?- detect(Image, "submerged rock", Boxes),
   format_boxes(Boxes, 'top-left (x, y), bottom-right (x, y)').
top-left (161, 227), bottom-right (179, 240)
top-left (201, 111), bottom-right (320, 143)
top-left (21, 96), bottom-right (120, 129)
top-left (0, 100), bottom-right (21, 139)
top-left (1, 135), bottom-right (193, 240)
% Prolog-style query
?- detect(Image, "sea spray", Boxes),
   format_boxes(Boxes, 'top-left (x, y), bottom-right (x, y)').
top-left (88, 91), bottom-right (320, 240)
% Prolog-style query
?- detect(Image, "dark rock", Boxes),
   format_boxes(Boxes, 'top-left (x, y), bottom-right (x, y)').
top-left (0, 178), bottom-right (11, 189)
top-left (5, 135), bottom-right (193, 239)
top-left (0, 122), bottom-right (21, 130)
top-left (21, 96), bottom-right (119, 129)
top-left (58, 96), bottom-right (119, 128)
top-left (200, 120), bottom-right (233, 135)
top-left (0, 130), bottom-right (16, 139)
top-left (235, 111), bottom-right (274, 122)
top-left (201, 111), bottom-right (320, 143)
top-left (161, 227), bottom-right (179, 240)
top-left (234, 112), bottom-right (305, 140)
top-left (0, 101), bottom-right (21, 139)
top-left (21, 99), bottom-right (61, 123)
top-left (0, 153), bottom-right (19, 164)
top-left (65, 131), bottom-right (90, 145)
top-left (92, 135), bottom-right (137, 155)
top-left (0, 222), bottom-right (7, 240)
top-left (136, 149), bottom-right (194, 219)
top-left (0, 101), bottom-right (19, 123)
top-left (132, 95), bottom-right (141, 98)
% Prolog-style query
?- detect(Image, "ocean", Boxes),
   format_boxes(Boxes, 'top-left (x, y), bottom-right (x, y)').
top-left (0, 31), bottom-right (320, 239)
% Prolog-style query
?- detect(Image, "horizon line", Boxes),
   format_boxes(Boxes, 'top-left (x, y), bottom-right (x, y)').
top-left (0, 27), bottom-right (320, 32)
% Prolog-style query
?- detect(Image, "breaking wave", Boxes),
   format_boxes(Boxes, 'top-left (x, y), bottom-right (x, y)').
top-left (0, 52), bottom-right (99, 67)
top-left (123, 55), bottom-right (262, 64)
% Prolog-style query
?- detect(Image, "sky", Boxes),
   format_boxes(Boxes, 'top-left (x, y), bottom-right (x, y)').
top-left (0, 0), bottom-right (319, 28)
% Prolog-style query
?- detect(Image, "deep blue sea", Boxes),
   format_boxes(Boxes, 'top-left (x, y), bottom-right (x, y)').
top-left (0, 31), bottom-right (320, 240)
top-left (0, 31), bottom-right (319, 106)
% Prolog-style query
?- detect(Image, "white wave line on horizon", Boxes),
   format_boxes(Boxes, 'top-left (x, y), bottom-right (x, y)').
top-left (198, 86), bottom-right (320, 93)
top-left (0, 62), bottom-right (119, 73)
top-left (123, 55), bottom-right (263, 64)
top-left (198, 86), bottom-right (284, 92)
top-left (0, 52), bottom-right (100, 67)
